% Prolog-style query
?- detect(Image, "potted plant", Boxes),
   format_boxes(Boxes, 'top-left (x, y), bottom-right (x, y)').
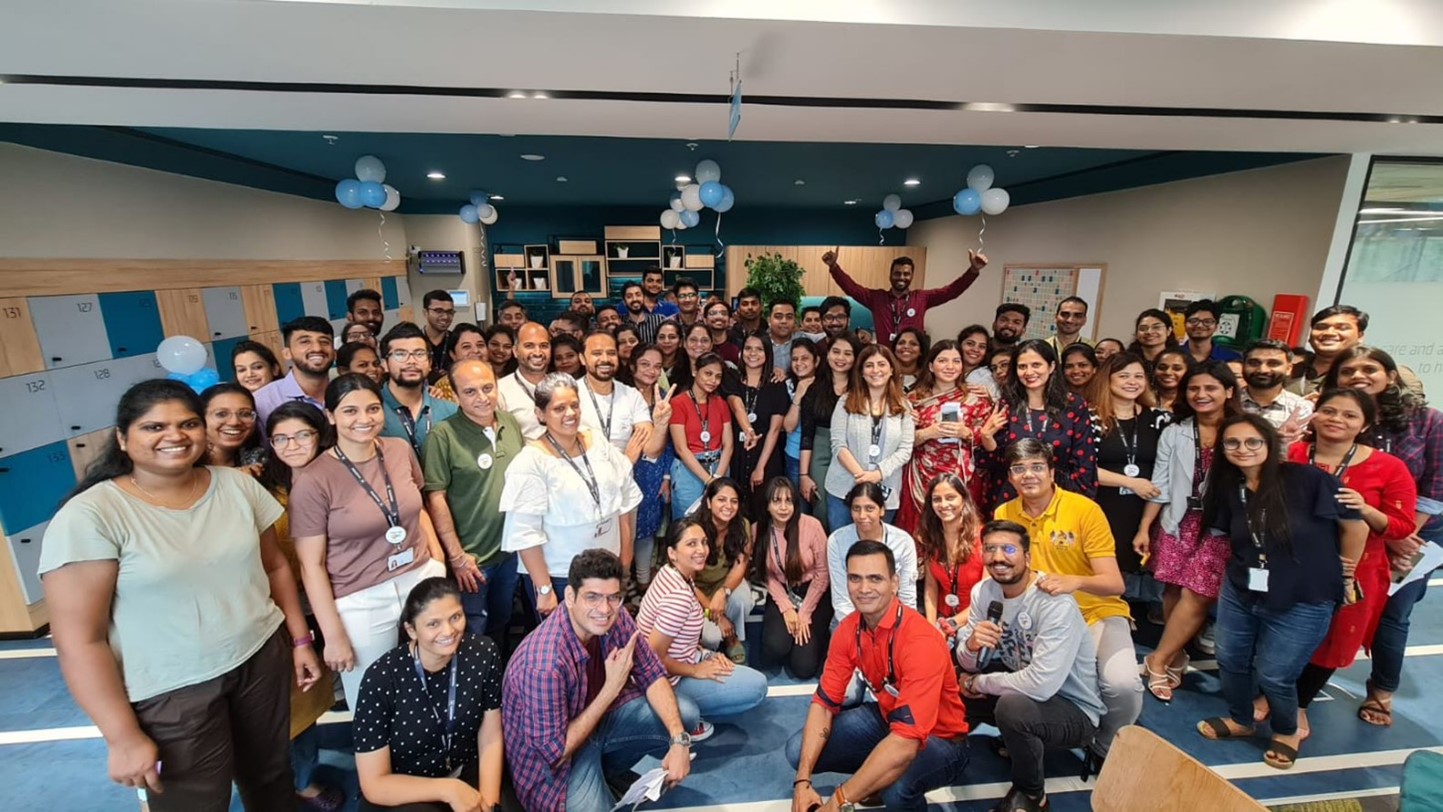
top-left (744, 252), bottom-right (805, 309)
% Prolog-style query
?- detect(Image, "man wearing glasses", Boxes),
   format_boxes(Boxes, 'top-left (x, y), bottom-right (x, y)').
top-left (503, 549), bottom-right (699, 812)
top-left (1181, 300), bottom-right (1241, 364)
top-left (956, 520), bottom-right (1105, 812)
top-left (421, 290), bottom-right (457, 381)
top-left (992, 440), bottom-right (1141, 768)
top-left (674, 277), bottom-right (702, 328)
top-left (378, 322), bottom-right (458, 460)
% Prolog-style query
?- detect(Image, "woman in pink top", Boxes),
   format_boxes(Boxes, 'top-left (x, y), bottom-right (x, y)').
top-left (756, 477), bottom-right (832, 678)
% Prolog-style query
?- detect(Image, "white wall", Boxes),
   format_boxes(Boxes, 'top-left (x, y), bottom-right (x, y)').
top-left (401, 214), bottom-right (491, 323)
top-left (911, 156), bottom-right (1352, 341)
top-left (0, 142), bottom-right (408, 260)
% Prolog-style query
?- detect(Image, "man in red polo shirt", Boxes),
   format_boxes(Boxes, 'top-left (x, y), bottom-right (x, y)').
top-left (788, 539), bottom-right (970, 812)
top-left (824, 249), bottom-right (988, 345)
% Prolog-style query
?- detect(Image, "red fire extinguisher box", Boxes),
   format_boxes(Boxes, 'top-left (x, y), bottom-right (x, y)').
top-left (1267, 294), bottom-right (1311, 347)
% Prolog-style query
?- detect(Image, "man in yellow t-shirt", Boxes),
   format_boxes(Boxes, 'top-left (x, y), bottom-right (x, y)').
top-left (994, 439), bottom-right (1142, 761)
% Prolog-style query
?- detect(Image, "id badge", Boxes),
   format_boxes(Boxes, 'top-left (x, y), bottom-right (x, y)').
top-left (446, 763), bottom-right (464, 779)
top-left (1247, 567), bottom-right (1269, 592)
top-left (594, 519), bottom-right (614, 539)
top-left (387, 547), bottom-right (416, 572)
top-left (1118, 486), bottom-right (1134, 496)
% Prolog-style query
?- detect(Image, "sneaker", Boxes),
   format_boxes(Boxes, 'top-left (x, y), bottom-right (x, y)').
top-left (689, 720), bottom-right (715, 742)
top-left (297, 787), bottom-right (345, 812)
top-left (1195, 622), bottom-right (1216, 656)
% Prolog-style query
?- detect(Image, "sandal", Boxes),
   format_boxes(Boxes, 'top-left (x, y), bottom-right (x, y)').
top-left (1358, 679), bottom-right (1394, 727)
top-left (726, 640), bottom-right (747, 664)
top-left (1263, 737), bottom-right (1300, 770)
top-left (1142, 660), bottom-right (1174, 703)
top-left (1165, 653), bottom-right (1190, 689)
top-left (1196, 717), bottom-right (1255, 740)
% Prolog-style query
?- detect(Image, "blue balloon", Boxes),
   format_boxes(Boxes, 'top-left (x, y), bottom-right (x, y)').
top-left (166, 371), bottom-right (188, 382)
top-left (715, 185), bottom-right (735, 213)
top-left (335, 179), bottom-right (364, 209)
top-left (184, 368), bottom-right (220, 394)
top-left (459, 204), bottom-right (480, 224)
top-left (359, 181), bottom-right (387, 208)
top-left (469, 190), bottom-right (488, 207)
top-left (699, 181), bottom-right (726, 209)
top-left (953, 188), bottom-right (982, 216)
top-left (679, 209), bottom-right (700, 228)
top-left (875, 209), bottom-right (895, 229)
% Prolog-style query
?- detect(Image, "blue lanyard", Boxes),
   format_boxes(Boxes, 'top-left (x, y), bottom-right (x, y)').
top-left (413, 653), bottom-right (459, 769)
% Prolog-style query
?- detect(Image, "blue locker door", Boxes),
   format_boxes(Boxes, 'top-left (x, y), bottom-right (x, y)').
top-left (381, 277), bottom-right (400, 309)
top-left (273, 283), bottom-right (305, 327)
top-left (324, 280), bottom-right (350, 320)
top-left (98, 291), bottom-right (165, 359)
top-left (0, 441), bottom-right (78, 533)
top-left (212, 337), bottom-right (247, 383)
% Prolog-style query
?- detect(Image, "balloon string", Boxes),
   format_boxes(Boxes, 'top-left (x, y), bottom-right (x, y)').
top-left (671, 228), bottom-right (678, 245)
top-left (378, 212), bottom-right (392, 262)
top-left (714, 212), bottom-right (725, 258)
top-left (878, 228), bottom-right (885, 246)
top-left (978, 215), bottom-right (987, 252)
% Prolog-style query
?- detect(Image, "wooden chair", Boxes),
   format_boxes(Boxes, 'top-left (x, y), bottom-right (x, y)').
top-left (1092, 725), bottom-right (1267, 812)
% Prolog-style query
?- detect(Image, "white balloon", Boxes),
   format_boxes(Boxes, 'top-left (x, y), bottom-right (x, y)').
top-left (680, 184), bottom-right (704, 212)
top-left (380, 184), bottom-right (401, 212)
top-left (156, 335), bottom-right (207, 375)
top-left (882, 193), bottom-right (902, 212)
top-left (967, 164), bottom-right (995, 192)
top-left (669, 197), bottom-right (686, 212)
top-left (893, 209), bottom-right (914, 229)
top-left (981, 187), bottom-right (1010, 215)
top-left (479, 204), bottom-right (499, 225)
top-left (660, 209), bottom-right (680, 229)
top-left (695, 159), bottom-right (722, 183)
top-left (355, 155), bottom-right (386, 184)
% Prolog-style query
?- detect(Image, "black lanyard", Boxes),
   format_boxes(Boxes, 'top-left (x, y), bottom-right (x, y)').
top-left (511, 372), bottom-right (538, 404)
top-left (543, 433), bottom-right (602, 511)
top-left (334, 442), bottom-right (402, 531)
top-left (1116, 409), bottom-right (1141, 470)
top-left (743, 383), bottom-right (761, 422)
top-left (769, 527), bottom-right (801, 592)
top-left (412, 653), bottom-right (459, 769)
top-left (1238, 485), bottom-right (1269, 569)
top-left (869, 407), bottom-right (885, 464)
top-left (856, 601), bottom-right (905, 695)
top-left (394, 401), bottom-right (432, 455)
top-left (1023, 406), bottom-right (1046, 438)
top-left (583, 379), bottom-right (615, 440)
top-left (888, 293), bottom-right (913, 339)
top-left (1190, 420), bottom-right (1207, 500)
top-left (689, 390), bottom-right (715, 452)
top-left (1310, 443), bottom-right (1359, 481)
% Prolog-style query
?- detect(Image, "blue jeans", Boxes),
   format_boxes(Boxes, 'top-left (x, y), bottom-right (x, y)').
top-left (672, 662), bottom-right (769, 719)
top-left (459, 555), bottom-right (520, 643)
top-left (525, 575), bottom-right (571, 624)
top-left (290, 724), bottom-right (320, 791)
top-left (785, 454), bottom-right (811, 515)
top-left (1215, 581), bottom-right (1334, 736)
top-left (565, 694), bottom-right (701, 812)
top-left (825, 494), bottom-right (894, 536)
top-left (785, 703), bottom-right (968, 812)
top-left (671, 456), bottom-right (719, 520)
top-left (1371, 519), bottom-right (1441, 693)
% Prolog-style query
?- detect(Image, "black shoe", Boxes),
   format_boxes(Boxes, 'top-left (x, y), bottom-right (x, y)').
top-left (604, 769), bottom-right (641, 800)
top-left (992, 786), bottom-right (1049, 812)
top-left (1080, 746), bottom-right (1105, 782)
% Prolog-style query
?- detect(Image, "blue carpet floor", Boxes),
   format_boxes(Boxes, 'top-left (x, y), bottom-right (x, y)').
top-left (2, 577), bottom-right (1438, 811)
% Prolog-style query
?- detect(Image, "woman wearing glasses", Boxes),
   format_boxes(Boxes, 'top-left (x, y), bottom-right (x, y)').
top-left (201, 383), bottom-right (265, 469)
top-left (823, 344), bottom-right (916, 532)
top-left (1127, 309), bottom-right (1180, 369)
top-left (289, 374), bottom-right (447, 707)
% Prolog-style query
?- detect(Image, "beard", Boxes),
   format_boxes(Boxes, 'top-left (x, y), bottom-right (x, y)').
top-left (1245, 371), bottom-right (1285, 390)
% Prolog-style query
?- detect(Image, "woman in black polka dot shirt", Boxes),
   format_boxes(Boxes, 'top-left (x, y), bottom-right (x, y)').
top-left (354, 578), bottom-right (504, 811)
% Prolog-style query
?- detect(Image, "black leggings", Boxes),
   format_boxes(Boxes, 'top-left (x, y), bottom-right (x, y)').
top-left (1296, 663), bottom-right (1335, 709)
top-left (761, 590), bottom-right (833, 679)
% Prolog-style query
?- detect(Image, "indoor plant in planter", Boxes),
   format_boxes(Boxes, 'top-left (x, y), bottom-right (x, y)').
top-left (744, 252), bottom-right (805, 310)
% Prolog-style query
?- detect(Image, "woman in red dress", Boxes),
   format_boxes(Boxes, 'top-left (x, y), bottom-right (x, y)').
top-left (915, 473), bottom-right (986, 640)
top-left (899, 340), bottom-right (992, 534)
top-left (1260, 388), bottom-right (1417, 737)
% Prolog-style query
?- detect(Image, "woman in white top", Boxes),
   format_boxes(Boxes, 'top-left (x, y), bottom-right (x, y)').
top-left (501, 372), bottom-right (643, 618)
top-left (823, 344), bottom-right (916, 533)
top-left (826, 481), bottom-right (919, 623)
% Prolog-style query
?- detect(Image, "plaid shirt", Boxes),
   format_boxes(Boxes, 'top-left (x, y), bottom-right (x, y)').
top-left (624, 312), bottom-right (670, 345)
top-left (1368, 406), bottom-right (1443, 524)
top-left (502, 605), bottom-right (668, 812)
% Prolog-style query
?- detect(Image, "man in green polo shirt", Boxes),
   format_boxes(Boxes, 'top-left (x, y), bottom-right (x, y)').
top-left (423, 359), bottom-right (526, 645)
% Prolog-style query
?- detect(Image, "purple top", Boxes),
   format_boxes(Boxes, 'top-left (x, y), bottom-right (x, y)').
top-left (254, 370), bottom-right (325, 427)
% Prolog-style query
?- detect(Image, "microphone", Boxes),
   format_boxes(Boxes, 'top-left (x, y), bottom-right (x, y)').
top-left (977, 600), bottom-right (1004, 667)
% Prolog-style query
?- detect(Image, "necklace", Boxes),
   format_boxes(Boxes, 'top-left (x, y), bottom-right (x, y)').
top-left (130, 470), bottom-right (203, 507)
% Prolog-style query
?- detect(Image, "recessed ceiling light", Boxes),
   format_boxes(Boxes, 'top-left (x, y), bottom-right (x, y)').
top-left (794, 179), bottom-right (806, 186)
top-left (321, 134), bottom-right (338, 145)
top-left (532, 91), bottom-right (550, 100)
top-left (903, 178), bottom-right (921, 186)
top-left (1024, 145), bottom-right (1040, 149)
top-left (843, 199), bottom-right (860, 206)
top-left (426, 171), bottom-right (446, 180)
top-left (489, 194), bottom-right (504, 201)
top-left (675, 175), bottom-right (692, 183)
top-left (520, 154), bottom-right (545, 161)
top-left (507, 90), bottom-right (528, 99)
top-left (556, 176), bottom-right (568, 182)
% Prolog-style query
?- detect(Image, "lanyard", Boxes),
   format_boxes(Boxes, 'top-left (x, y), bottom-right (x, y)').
top-left (1309, 443), bottom-right (1359, 481)
top-left (855, 601), bottom-right (905, 695)
top-left (1023, 406), bottom-right (1046, 437)
top-left (743, 384), bottom-right (760, 421)
top-left (583, 379), bottom-right (616, 441)
top-left (769, 527), bottom-right (799, 591)
top-left (887, 293), bottom-right (913, 339)
top-left (1116, 409), bottom-right (1141, 469)
top-left (511, 372), bottom-right (538, 404)
top-left (543, 433), bottom-right (602, 511)
top-left (1238, 485), bottom-right (1269, 568)
top-left (869, 405), bottom-right (885, 464)
top-left (412, 653), bottom-right (459, 769)
top-left (394, 401), bottom-right (432, 454)
top-left (689, 390), bottom-right (715, 452)
top-left (1190, 420), bottom-right (1207, 499)
top-left (334, 443), bottom-right (403, 533)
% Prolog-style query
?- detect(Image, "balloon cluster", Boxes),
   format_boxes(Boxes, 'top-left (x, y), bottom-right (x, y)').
top-left (334, 155), bottom-right (401, 212)
top-left (952, 165), bottom-right (1010, 217)
top-left (459, 191), bottom-right (500, 226)
top-left (156, 335), bottom-right (219, 393)
top-left (874, 194), bottom-right (915, 230)
top-left (660, 159), bottom-right (734, 230)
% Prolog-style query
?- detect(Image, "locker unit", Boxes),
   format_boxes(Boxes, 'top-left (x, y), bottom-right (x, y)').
top-left (155, 289), bottom-right (211, 343)
top-left (345, 278), bottom-right (365, 295)
top-left (0, 441), bottom-right (78, 535)
top-left (212, 337), bottom-right (249, 383)
top-left (114, 353), bottom-right (167, 389)
top-left (67, 428), bottom-right (112, 482)
top-left (51, 359), bottom-right (130, 437)
top-left (29, 294), bottom-right (113, 369)
top-left (299, 281), bottom-right (329, 319)
top-left (0, 298), bottom-right (46, 377)
top-left (241, 284), bottom-right (280, 336)
top-left (201, 287), bottom-right (249, 340)
top-left (6, 521), bottom-right (48, 605)
top-left (0, 371), bottom-right (64, 457)
top-left (324, 279), bottom-right (350, 320)
top-left (98, 291), bottom-right (165, 359)
top-left (272, 282), bottom-right (306, 327)
top-left (381, 276), bottom-right (400, 309)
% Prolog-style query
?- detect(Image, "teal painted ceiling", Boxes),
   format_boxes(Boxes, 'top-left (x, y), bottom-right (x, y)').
top-left (0, 124), bottom-right (1319, 216)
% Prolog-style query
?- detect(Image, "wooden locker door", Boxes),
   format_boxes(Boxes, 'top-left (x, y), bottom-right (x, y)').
top-left (67, 428), bottom-right (112, 482)
top-left (157, 289), bottom-right (211, 339)
top-left (0, 298), bottom-right (45, 377)
top-left (241, 285), bottom-right (280, 336)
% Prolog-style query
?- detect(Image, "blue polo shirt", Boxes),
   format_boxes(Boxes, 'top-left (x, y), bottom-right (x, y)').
top-left (1182, 340), bottom-right (1241, 362)
top-left (381, 383), bottom-right (457, 460)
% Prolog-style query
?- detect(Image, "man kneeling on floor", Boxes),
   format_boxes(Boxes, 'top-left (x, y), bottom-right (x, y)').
top-left (956, 521), bottom-right (1106, 812)
top-left (788, 539), bottom-right (970, 812)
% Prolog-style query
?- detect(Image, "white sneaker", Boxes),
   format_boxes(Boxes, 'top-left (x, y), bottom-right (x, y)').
top-left (1196, 622), bottom-right (1216, 656)
top-left (689, 721), bottom-right (715, 742)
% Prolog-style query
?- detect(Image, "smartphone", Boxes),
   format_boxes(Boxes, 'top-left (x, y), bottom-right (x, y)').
top-left (939, 401), bottom-right (961, 445)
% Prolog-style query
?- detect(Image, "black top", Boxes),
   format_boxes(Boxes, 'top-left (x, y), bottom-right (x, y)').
top-left (1209, 463), bottom-right (1360, 612)
top-left (798, 381), bottom-right (845, 453)
top-left (1094, 408), bottom-right (1171, 572)
top-left (727, 377), bottom-right (790, 495)
top-left (353, 635), bottom-right (503, 777)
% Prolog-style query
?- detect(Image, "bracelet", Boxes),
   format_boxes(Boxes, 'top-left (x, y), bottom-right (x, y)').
top-left (292, 633), bottom-right (314, 648)
top-left (793, 778), bottom-right (812, 787)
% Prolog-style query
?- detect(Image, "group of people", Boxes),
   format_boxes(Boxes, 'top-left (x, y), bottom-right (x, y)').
top-left (37, 258), bottom-right (1440, 812)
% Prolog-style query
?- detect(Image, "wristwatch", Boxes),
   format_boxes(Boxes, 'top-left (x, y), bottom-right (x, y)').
top-left (669, 730), bottom-right (693, 748)
top-left (537, 584), bottom-right (553, 596)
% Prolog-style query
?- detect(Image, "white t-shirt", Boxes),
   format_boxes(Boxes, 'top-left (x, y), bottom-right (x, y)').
top-left (826, 523), bottom-right (918, 622)
top-left (497, 371), bottom-right (545, 440)
top-left (499, 434), bottom-right (644, 578)
top-left (577, 378), bottom-right (653, 452)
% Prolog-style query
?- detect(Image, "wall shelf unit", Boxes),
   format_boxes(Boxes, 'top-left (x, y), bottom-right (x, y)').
top-left (552, 255), bottom-right (606, 298)
top-left (603, 225), bottom-right (662, 280)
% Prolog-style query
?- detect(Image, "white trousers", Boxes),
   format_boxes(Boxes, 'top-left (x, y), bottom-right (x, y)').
top-left (332, 559), bottom-right (446, 707)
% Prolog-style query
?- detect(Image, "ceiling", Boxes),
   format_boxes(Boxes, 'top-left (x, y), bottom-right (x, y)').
top-left (3, 1), bottom-right (1443, 212)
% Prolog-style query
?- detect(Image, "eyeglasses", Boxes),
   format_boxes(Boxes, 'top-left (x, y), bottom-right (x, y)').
top-left (1008, 463), bottom-right (1049, 476)
top-left (426, 307), bottom-right (455, 316)
top-left (209, 409), bottom-right (257, 422)
top-left (579, 592), bottom-right (625, 608)
top-left (388, 350), bottom-right (430, 362)
top-left (1137, 323), bottom-right (1170, 334)
top-left (1186, 318), bottom-right (1217, 328)
top-left (983, 543), bottom-right (1021, 556)
top-left (676, 293), bottom-right (699, 301)
top-left (1222, 437), bottom-right (1267, 451)
top-left (271, 429), bottom-right (319, 448)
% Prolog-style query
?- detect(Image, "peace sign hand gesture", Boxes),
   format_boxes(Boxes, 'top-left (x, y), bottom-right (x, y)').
top-left (653, 384), bottom-right (676, 424)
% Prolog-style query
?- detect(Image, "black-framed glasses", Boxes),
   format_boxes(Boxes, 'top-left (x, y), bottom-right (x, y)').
top-left (271, 429), bottom-right (319, 448)
top-left (1222, 437), bottom-right (1267, 451)
top-left (388, 350), bottom-right (430, 362)
top-left (1008, 463), bottom-right (1049, 476)
top-left (983, 543), bottom-right (1020, 556)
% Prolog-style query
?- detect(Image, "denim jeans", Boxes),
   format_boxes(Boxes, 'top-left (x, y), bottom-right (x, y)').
top-left (784, 703), bottom-right (969, 812)
top-left (290, 724), bottom-right (320, 792)
top-left (525, 576), bottom-right (571, 624)
top-left (1371, 520), bottom-right (1442, 692)
top-left (963, 693), bottom-right (1096, 798)
top-left (458, 555), bottom-right (520, 643)
top-left (700, 585), bottom-right (756, 648)
top-left (784, 454), bottom-right (811, 515)
top-left (825, 494), bottom-right (894, 537)
top-left (672, 662), bottom-right (769, 719)
top-left (1215, 580), bottom-right (1335, 736)
top-left (671, 456), bottom-right (719, 520)
top-left (565, 694), bottom-right (701, 812)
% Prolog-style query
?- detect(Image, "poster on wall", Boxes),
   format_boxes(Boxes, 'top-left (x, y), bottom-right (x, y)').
top-left (1001, 265), bottom-right (1106, 342)
top-left (1158, 289), bottom-right (1216, 340)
